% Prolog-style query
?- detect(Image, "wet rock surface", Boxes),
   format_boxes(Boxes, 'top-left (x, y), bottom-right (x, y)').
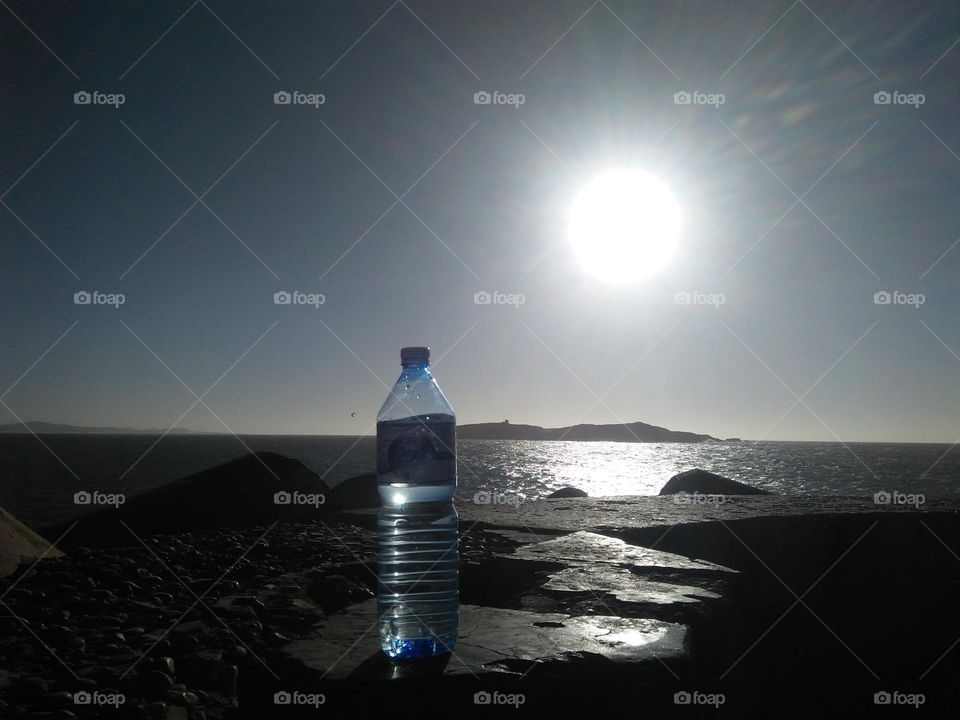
top-left (283, 599), bottom-right (689, 677)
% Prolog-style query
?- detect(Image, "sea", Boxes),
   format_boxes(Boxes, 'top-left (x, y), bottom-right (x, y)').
top-left (0, 434), bottom-right (957, 529)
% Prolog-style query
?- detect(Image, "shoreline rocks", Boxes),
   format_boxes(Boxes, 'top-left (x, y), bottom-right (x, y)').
top-left (659, 468), bottom-right (772, 496)
top-left (3, 454), bottom-right (958, 715)
top-left (42, 453), bottom-right (331, 549)
top-left (545, 487), bottom-right (588, 499)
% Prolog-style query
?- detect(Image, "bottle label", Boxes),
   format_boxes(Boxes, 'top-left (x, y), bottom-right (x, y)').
top-left (377, 415), bottom-right (456, 486)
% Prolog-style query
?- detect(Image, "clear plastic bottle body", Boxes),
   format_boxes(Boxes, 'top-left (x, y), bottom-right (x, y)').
top-left (376, 349), bottom-right (458, 659)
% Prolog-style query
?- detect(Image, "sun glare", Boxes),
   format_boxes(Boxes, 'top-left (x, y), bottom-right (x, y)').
top-left (569, 168), bottom-right (681, 284)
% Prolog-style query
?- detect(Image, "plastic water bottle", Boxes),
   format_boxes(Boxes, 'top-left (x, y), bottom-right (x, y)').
top-left (376, 346), bottom-right (459, 659)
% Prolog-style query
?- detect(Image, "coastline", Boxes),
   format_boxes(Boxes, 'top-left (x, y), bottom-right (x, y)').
top-left (1, 454), bottom-right (958, 715)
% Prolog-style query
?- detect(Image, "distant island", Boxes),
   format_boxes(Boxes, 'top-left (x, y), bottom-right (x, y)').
top-left (0, 420), bottom-right (741, 442)
top-left (458, 420), bottom-right (738, 443)
top-left (0, 422), bottom-right (204, 435)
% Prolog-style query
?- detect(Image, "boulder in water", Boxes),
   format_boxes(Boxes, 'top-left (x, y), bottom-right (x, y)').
top-left (659, 469), bottom-right (771, 496)
top-left (546, 487), bottom-right (589, 499)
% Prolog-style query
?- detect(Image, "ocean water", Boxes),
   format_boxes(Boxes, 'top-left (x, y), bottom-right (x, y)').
top-left (0, 434), bottom-right (957, 528)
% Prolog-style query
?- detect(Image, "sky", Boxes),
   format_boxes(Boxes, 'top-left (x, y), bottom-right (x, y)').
top-left (1, 1), bottom-right (958, 442)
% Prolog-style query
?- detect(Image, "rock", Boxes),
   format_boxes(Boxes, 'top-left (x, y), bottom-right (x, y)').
top-left (306, 573), bottom-right (372, 614)
top-left (41, 453), bottom-right (332, 548)
top-left (166, 706), bottom-right (189, 720)
top-left (0, 504), bottom-right (63, 577)
top-left (326, 473), bottom-right (379, 510)
top-left (223, 644), bottom-right (247, 662)
top-left (171, 620), bottom-right (204, 634)
top-left (7, 676), bottom-right (49, 703)
top-left (40, 691), bottom-right (74, 706)
top-left (178, 651), bottom-right (226, 690)
top-left (139, 670), bottom-right (174, 698)
top-left (504, 531), bottom-right (735, 609)
top-left (283, 599), bottom-right (689, 679)
top-left (216, 665), bottom-right (238, 695)
top-left (659, 468), bottom-right (771, 496)
top-left (148, 656), bottom-right (176, 676)
top-left (546, 487), bottom-right (588, 498)
top-left (510, 531), bottom-right (735, 572)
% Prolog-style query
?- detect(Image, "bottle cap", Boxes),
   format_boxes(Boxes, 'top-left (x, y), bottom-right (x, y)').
top-left (401, 346), bottom-right (430, 365)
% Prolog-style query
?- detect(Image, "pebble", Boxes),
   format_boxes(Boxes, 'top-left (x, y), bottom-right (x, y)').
top-left (8, 676), bottom-right (49, 704)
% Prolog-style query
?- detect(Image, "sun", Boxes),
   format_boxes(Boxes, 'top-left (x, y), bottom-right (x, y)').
top-left (569, 168), bottom-right (681, 284)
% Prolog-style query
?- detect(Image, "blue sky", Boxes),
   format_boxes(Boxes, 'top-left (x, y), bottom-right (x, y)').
top-left (1, 1), bottom-right (958, 441)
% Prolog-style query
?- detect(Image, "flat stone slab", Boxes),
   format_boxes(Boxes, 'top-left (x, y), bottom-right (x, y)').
top-left (283, 599), bottom-right (688, 679)
top-left (542, 566), bottom-right (721, 605)
top-left (508, 530), bottom-right (736, 573)
top-left (505, 531), bottom-right (733, 610)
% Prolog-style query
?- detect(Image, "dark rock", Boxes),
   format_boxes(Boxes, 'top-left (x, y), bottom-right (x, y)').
top-left (546, 487), bottom-right (588, 498)
top-left (659, 468), bottom-right (771, 496)
top-left (326, 473), bottom-right (379, 510)
top-left (178, 651), bottom-right (226, 690)
top-left (148, 656), bottom-right (176, 676)
top-left (139, 670), bottom-right (174, 698)
top-left (166, 706), bottom-right (189, 720)
top-left (216, 665), bottom-right (238, 695)
top-left (283, 599), bottom-right (689, 679)
top-left (223, 644), bottom-right (247, 662)
top-left (8, 676), bottom-right (49, 703)
top-left (306, 573), bottom-right (372, 614)
top-left (0, 504), bottom-right (64, 577)
top-left (41, 453), bottom-right (332, 548)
